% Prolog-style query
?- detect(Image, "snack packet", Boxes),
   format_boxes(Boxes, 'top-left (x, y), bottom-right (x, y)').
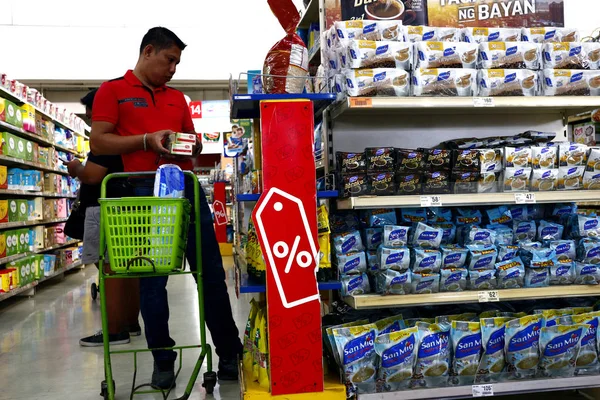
top-left (498, 245), bottom-right (519, 262)
top-left (504, 168), bottom-right (532, 192)
top-left (436, 313), bottom-right (478, 324)
top-left (347, 40), bottom-right (412, 70)
top-left (375, 314), bottom-right (407, 335)
top-left (334, 231), bottom-right (364, 255)
top-left (571, 312), bottom-right (600, 373)
top-left (550, 240), bottom-right (577, 260)
top-left (367, 250), bottom-right (380, 272)
top-left (335, 20), bottom-right (404, 42)
top-left (243, 300), bottom-right (260, 375)
top-left (491, 226), bottom-right (514, 246)
top-left (338, 252), bottom-right (367, 275)
top-left (415, 41), bottom-right (479, 69)
top-left (411, 272), bottom-right (440, 294)
top-left (441, 244), bottom-right (468, 269)
top-left (559, 143), bottom-right (588, 167)
top-left (525, 267), bottom-right (550, 288)
top-left (412, 322), bottom-right (451, 385)
top-left (505, 315), bottom-right (542, 379)
top-left (257, 311), bottom-right (269, 389)
top-left (317, 205), bottom-right (330, 234)
top-left (412, 222), bottom-right (444, 249)
top-left (337, 152), bottom-right (367, 174)
top-left (406, 318), bottom-right (436, 328)
top-left (435, 223), bottom-right (457, 245)
top-left (467, 244), bottom-right (498, 271)
top-left (367, 208), bottom-right (398, 227)
top-left (341, 273), bottom-right (371, 296)
top-left (550, 259), bottom-right (575, 285)
top-left (531, 168), bottom-right (559, 191)
top-left (513, 220), bottom-right (536, 242)
top-left (477, 317), bottom-right (512, 380)
top-left (374, 269), bottom-right (412, 295)
top-left (468, 269), bottom-right (497, 290)
top-left (451, 321), bottom-right (482, 379)
top-left (537, 220), bottom-right (564, 242)
top-left (496, 258), bottom-right (525, 289)
top-left (375, 326), bottom-right (419, 392)
top-left (378, 246), bottom-right (411, 272)
top-left (463, 27), bottom-right (521, 43)
top-left (326, 319), bottom-right (369, 368)
top-left (539, 324), bottom-right (588, 378)
top-left (466, 227), bottom-right (496, 246)
top-left (427, 207), bottom-right (453, 224)
top-left (412, 248), bottom-right (442, 274)
top-left (575, 263), bottom-right (600, 285)
top-left (575, 215), bottom-right (600, 239)
top-left (401, 208), bottom-right (427, 224)
top-left (383, 225), bottom-right (410, 248)
top-left (440, 268), bottom-right (468, 292)
top-left (333, 324), bottom-right (379, 394)
top-left (486, 206), bottom-right (512, 226)
top-left (557, 166), bottom-right (585, 190)
top-left (365, 228), bottom-right (383, 250)
top-left (456, 209), bottom-right (483, 225)
top-left (578, 238), bottom-right (600, 264)
top-left (532, 145), bottom-right (558, 169)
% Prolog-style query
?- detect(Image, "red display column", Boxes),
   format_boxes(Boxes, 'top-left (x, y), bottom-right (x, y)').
top-left (213, 181), bottom-right (228, 243)
top-left (252, 100), bottom-right (323, 396)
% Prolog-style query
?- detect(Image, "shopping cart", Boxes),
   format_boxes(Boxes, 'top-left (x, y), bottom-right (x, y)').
top-left (97, 171), bottom-right (215, 400)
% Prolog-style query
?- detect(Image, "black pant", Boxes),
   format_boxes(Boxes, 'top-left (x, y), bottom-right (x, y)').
top-left (134, 177), bottom-right (242, 365)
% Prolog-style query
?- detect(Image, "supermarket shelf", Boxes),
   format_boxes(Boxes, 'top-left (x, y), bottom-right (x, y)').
top-left (0, 239), bottom-right (81, 265)
top-left (239, 272), bottom-right (341, 294)
top-left (0, 120), bottom-right (54, 147)
top-left (0, 217), bottom-right (68, 230)
top-left (0, 189), bottom-right (76, 199)
top-left (357, 375), bottom-right (600, 400)
top-left (0, 260), bottom-right (84, 302)
top-left (568, 112), bottom-right (592, 124)
top-left (308, 41), bottom-right (321, 64)
top-left (329, 96), bottom-right (600, 119)
top-left (231, 93), bottom-right (336, 120)
top-left (238, 190), bottom-right (338, 202)
top-left (345, 285), bottom-right (600, 309)
top-left (298, 0), bottom-right (319, 29)
top-left (337, 191), bottom-right (600, 210)
top-left (0, 154), bottom-right (69, 175)
top-left (54, 143), bottom-right (84, 158)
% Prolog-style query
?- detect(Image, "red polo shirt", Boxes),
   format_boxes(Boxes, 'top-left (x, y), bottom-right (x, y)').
top-left (92, 70), bottom-right (195, 172)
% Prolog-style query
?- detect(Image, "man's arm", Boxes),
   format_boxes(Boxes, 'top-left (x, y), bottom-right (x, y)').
top-left (90, 121), bottom-right (173, 156)
top-left (67, 159), bottom-right (108, 185)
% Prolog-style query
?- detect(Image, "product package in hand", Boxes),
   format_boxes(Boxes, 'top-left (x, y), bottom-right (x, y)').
top-left (163, 132), bottom-right (197, 156)
top-left (154, 164), bottom-right (185, 198)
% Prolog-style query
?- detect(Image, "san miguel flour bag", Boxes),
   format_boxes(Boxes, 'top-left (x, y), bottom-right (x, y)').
top-left (264, 0), bottom-right (309, 93)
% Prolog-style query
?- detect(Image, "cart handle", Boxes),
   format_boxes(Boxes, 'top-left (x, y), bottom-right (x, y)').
top-left (126, 256), bottom-right (157, 273)
top-left (100, 171), bottom-right (157, 198)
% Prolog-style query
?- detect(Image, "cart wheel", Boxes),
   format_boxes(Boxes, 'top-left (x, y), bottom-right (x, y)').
top-left (100, 380), bottom-right (115, 399)
top-left (202, 371), bottom-right (217, 395)
top-left (91, 283), bottom-right (98, 300)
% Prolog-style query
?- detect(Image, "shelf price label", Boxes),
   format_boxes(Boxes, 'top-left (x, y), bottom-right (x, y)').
top-left (473, 97), bottom-right (495, 107)
top-left (350, 97), bottom-right (373, 108)
top-left (420, 195), bottom-right (442, 207)
top-left (478, 290), bottom-right (500, 303)
top-left (514, 193), bottom-right (536, 204)
top-left (472, 384), bottom-right (494, 397)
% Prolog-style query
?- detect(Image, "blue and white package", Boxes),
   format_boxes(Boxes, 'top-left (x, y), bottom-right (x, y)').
top-left (505, 315), bottom-right (542, 379)
top-left (340, 273), bottom-right (371, 296)
top-left (428, 207), bottom-right (453, 223)
top-left (468, 269), bottom-right (497, 290)
top-left (440, 268), bottom-right (468, 292)
top-left (450, 320), bottom-right (482, 377)
top-left (550, 260), bottom-right (575, 285)
top-left (412, 222), bottom-right (444, 249)
top-left (550, 240), bottom-right (577, 261)
top-left (576, 215), bottom-right (600, 239)
top-left (435, 223), bottom-right (456, 245)
top-left (513, 220), bottom-right (536, 242)
top-left (383, 225), bottom-right (410, 248)
top-left (530, 249), bottom-right (559, 269)
top-left (333, 231), bottom-right (365, 255)
top-left (378, 246), bottom-right (410, 272)
top-left (578, 238), bottom-right (600, 264)
top-left (365, 228), bottom-right (383, 250)
top-left (466, 227), bottom-right (496, 246)
top-left (154, 164), bottom-right (185, 198)
top-left (537, 220), bottom-right (564, 242)
top-left (374, 326), bottom-right (419, 392)
top-left (498, 245), bottom-right (519, 262)
top-left (401, 208), bottom-right (427, 224)
top-left (509, 205), bottom-right (528, 222)
top-left (496, 258), bottom-right (525, 289)
top-left (456, 209), bottom-right (483, 225)
top-left (575, 263), bottom-right (600, 285)
top-left (374, 269), bottom-right (412, 295)
top-left (367, 209), bottom-right (397, 227)
top-left (441, 244), bottom-right (468, 269)
top-left (527, 205), bottom-right (545, 221)
top-left (525, 267), bottom-right (550, 288)
top-left (518, 241), bottom-right (543, 266)
top-left (467, 244), bottom-right (498, 271)
top-left (490, 226), bottom-right (514, 245)
top-left (413, 322), bottom-right (451, 382)
top-left (552, 203), bottom-right (577, 218)
top-left (411, 273), bottom-right (440, 294)
top-left (367, 250), bottom-right (380, 272)
top-left (412, 248), bottom-right (442, 274)
top-left (338, 252), bottom-right (367, 275)
top-left (486, 206), bottom-right (512, 226)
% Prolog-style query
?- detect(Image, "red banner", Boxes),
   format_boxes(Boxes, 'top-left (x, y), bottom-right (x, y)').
top-left (252, 101), bottom-right (323, 396)
top-left (212, 181), bottom-right (227, 243)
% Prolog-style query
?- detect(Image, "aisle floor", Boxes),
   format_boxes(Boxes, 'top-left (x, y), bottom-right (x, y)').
top-left (0, 257), bottom-right (252, 400)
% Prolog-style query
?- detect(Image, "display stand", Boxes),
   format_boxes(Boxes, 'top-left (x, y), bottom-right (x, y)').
top-left (213, 180), bottom-right (233, 256)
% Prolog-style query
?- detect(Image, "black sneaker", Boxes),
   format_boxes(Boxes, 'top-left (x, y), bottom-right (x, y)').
top-left (218, 357), bottom-right (239, 381)
top-left (151, 361), bottom-right (176, 390)
top-left (125, 322), bottom-right (142, 337)
top-left (79, 331), bottom-right (130, 347)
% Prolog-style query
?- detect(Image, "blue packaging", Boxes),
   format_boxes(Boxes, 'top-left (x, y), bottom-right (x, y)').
top-left (337, 252), bottom-right (367, 275)
top-left (401, 208), bottom-right (427, 224)
top-left (456, 209), bottom-right (483, 225)
top-left (486, 206), bottom-right (512, 226)
top-left (333, 230), bottom-right (364, 255)
top-left (467, 244), bottom-right (498, 271)
top-left (154, 164), bottom-right (185, 198)
top-left (435, 223), bottom-right (456, 245)
top-left (247, 70), bottom-right (263, 94)
top-left (537, 220), bottom-right (564, 242)
top-left (466, 227), bottom-right (496, 246)
top-left (441, 244), bottom-right (468, 269)
top-left (525, 268), bottom-right (550, 288)
top-left (368, 209), bottom-right (398, 227)
top-left (428, 207), bottom-right (453, 223)
top-left (550, 240), bottom-right (576, 261)
top-left (412, 248), bottom-right (442, 274)
top-left (365, 228), bottom-right (383, 250)
top-left (383, 225), bottom-right (410, 248)
top-left (378, 246), bottom-right (411, 272)
top-left (513, 220), bottom-right (536, 242)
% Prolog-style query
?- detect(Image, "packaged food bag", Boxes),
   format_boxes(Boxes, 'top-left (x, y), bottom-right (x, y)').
top-left (451, 320), bottom-right (482, 379)
top-left (476, 317), bottom-right (512, 381)
top-left (257, 310), bottom-right (269, 388)
top-left (412, 322), bottom-right (451, 387)
top-left (538, 324), bottom-right (588, 378)
top-left (333, 324), bottom-right (378, 395)
top-left (325, 320), bottom-right (369, 368)
top-left (243, 299), bottom-right (259, 375)
top-left (375, 326), bottom-right (419, 392)
top-left (153, 164), bottom-right (184, 198)
top-left (505, 315), bottom-right (542, 379)
top-left (374, 314), bottom-right (406, 336)
top-left (263, 0), bottom-right (308, 93)
top-left (252, 308), bottom-right (264, 381)
top-left (571, 312), bottom-right (600, 374)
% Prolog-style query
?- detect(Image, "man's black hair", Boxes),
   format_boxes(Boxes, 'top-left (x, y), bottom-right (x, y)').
top-left (80, 89), bottom-right (97, 109)
top-left (139, 27), bottom-right (187, 54)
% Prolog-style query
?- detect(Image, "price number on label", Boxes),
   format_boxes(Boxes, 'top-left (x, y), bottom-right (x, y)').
top-left (473, 97), bottom-right (495, 107)
top-left (420, 196), bottom-right (442, 207)
top-left (472, 384), bottom-right (494, 397)
top-left (478, 290), bottom-right (500, 303)
top-left (350, 97), bottom-right (373, 108)
top-left (514, 193), bottom-right (536, 204)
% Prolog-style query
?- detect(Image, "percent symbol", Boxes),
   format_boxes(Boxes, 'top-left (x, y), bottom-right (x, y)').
top-left (271, 201), bottom-right (315, 273)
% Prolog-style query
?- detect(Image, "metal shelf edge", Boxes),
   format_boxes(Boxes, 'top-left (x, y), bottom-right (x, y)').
top-left (238, 190), bottom-right (338, 202)
top-left (0, 240), bottom-right (82, 265)
top-left (0, 217), bottom-right (68, 230)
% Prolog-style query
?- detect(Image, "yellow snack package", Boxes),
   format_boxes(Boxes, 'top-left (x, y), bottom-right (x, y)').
top-left (252, 308), bottom-right (264, 382)
top-left (317, 204), bottom-right (330, 234)
top-left (258, 310), bottom-right (269, 389)
top-left (535, 308), bottom-right (573, 327)
top-left (571, 307), bottom-right (594, 315)
top-left (479, 310), bottom-right (499, 319)
top-left (318, 233), bottom-right (331, 269)
top-left (243, 300), bottom-right (259, 375)
top-left (374, 314), bottom-right (405, 336)
top-left (436, 313), bottom-right (477, 325)
top-left (325, 319), bottom-right (369, 368)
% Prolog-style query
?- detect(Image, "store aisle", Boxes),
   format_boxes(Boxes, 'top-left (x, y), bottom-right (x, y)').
top-left (0, 258), bottom-right (251, 400)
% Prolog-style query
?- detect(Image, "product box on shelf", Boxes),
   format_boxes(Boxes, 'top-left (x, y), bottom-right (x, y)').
top-left (23, 140), bottom-right (34, 162)
top-left (32, 226), bottom-right (43, 250)
top-left (7, 261), bottom-right (24, 288)
top-left (7, 199), bottom-right (18, 222)
top-left (542, 69), bottom-right (600, 96)
top-left (42, 254), bottom-right (56, 276)
top-left (573, 122), bottom-right (598, 146)
top-left (0, 165), bottom-right (7, 189)
top-left (1, 132), bottom-right (21, 158)
top-left (56, 198), bottom-right (67, 218)
top-left (16, 199), bottom-right (27, 222)
top-left (5, 230), bottom-right (18, 256)
top-left (38, 147), bottom-right (50, 166)
top-left (21, 104), bottom-right (36, 133)
top-left (18, 228), bottom-right (29, 253)
top-left (0, 231), bottom-right (5, 259)
top-left (32, 254), bottom-right (44, 279)
top-left (15, 137), bottom-right (26, 160)
top-left (28, 198), bottom-right (42, 221)
top-left (43, 199), bottom-right (56, 220)
top-left (0, 98), bottom-right (22, 128)
top-left (0, 200), bottom-right (7, 224)
top-left (43, 173), bottom-right (61, 193)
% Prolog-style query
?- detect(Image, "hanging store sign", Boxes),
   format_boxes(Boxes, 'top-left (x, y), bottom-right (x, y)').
top-left (324, 0), bottom-right (429, 29)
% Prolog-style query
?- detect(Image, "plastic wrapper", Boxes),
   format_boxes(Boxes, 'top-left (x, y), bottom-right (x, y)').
top-left (583, 171), bottom-right (600, 190)
top-left (427, 208), bottom-right (453, 224)
top-left (550, 240), bottom-right (577, 260)
top-left (550, 260), bottom-right (575, 285)
top-left (415, 42), bottom-right (478, 69)
top-left (411, 248), bottom-right (442, 274)
top-left (462, 27), bottom-right (521, 43)
top-left (479, 42), bottom-right (541, 70)
top-left (406, 26), bottom-right (458, 42)
top-left (453, 150), bottom-right (481, 172)
top-left (496, 258), bottom-right (525, 289)
top-left (436, 223), bottom-right (457, 245)
top-left (452, 171), bottom-right (479, 194)
top-left (341, 173), bottom-right (369, 197)
top-left (375, 314), bottom-right (406, 336)
top-left (396, 172), bottom-right (422, 195)
top-left (491, 226), bottom-right (514, 246)
top-left (368, 209), bottom-right (398, 227)
top-left (466, 226), bottom-right (496, 246)
top-left (318, 233), bottom-right (332, 270)
top-left (412, 68), bottom-right (478, 97)
top-left (504, 315), bottom-right (542, 379)
top-left (347, 40), bottom-right (412, 69)
top-left (345, 68), bottom-right (410, 97)
top-left (539, 324), bottom-right (587, 378)
top-left (456, 209), bottom-right (483, 226)
top-left (338, 251), bottom-right (367, 275)
top-left (530, 168), bottom-right (558, 191)
top-left (505, 147), bottom-right (532, 168)
top-left (450, 321), bottom-right (482, 378)
top-left (326, 319), bottom-right (369, 369)
top-left (378, 246), bottom-right (411, 272)
top-left (375, 327), bottom-right (419, 392)
top-left (412, 222), bottom-right (444, 249)
top-left (422, 171), bottom-right (451, 194)
top-left (467, 244), bottom-right (498, 272)
top-left (424, 149), bottom-right (452, 171)
top-left (586, 148), bottom-right (600, 172)
top-left (557, 166), bottom-right (585, 190)
top-left (468, 269), bottom-right (497, 290)
top-left (503, 168), bottom-right (532, 192)
top-left (337, 151), bottom-right (366, 173)
top-left (530, 248), bottom-right (558, 269)
top-left (335, 20), bottom-right (404, 42)
top-left (412, 322), bottom-right (451, 385)
top-left (368, 172), bottom-right (396, 196)
top-left (366, 147), bottom-right (396, 172)
top-left (574, 215), bottom-right (600, 239)
top-left (542, 69), bottom-right (600, 96)
top-left (411, 272), bottom-right (440, 294)
top-left (341, 273), bottom-right (371, 296)
top-left (334, 230), bottom-right (364, 255)
top-left (571, 312), bottom-right (600, 373)
top-left (374, 269), bottom-right (411, 295)
top-left (332, 324), bottom-right (378, 394)
top-left (153, 164), bottom-right (185, 198)
top-left (263, 0), bottom-right (308, 94)
top-left (513, 220), bottom-right (536, 242)
top-left (537, 220), bottom-right (564, 242)
top-left (532, 146), bottom-right (558, 169)
top-left (522, 27), bottom-right (579, 43)
top-left (257, 310), bottom-right (269, 388)
top-left (401, 208), bottom-right (427, 224)
top-left (525, 267), bottom-right (550, 288)
top-left (575, 263), bottom-right (600, 285)
top-left (498, 245), bottom-right (519, 262)
top-left (559, 143), bottom-right (588, 167)
top-left (478, 172), bottom-right (501, 193)
top-left (243, 300), bottom-right (259, 375)
top-left (578, 238), bottom-right (600, 264)
top-left (486, 206), bottom-right (512, 226)
top-left (383, 225), bottom-right (410, 248)
top-left (477, 317), bottom-right (512, 380)
top-left (542, 42), bottom-right (600, 70)
top-left (396, 149), bottom-right (425, 172)
top-left (440, 268), bottom-right (467, 292)
top-left (367, 250), bottom-right (379, 272)
top-left (365, 227), bottom-right (383, 250)
top-left (478, 69), bottom-right (539, 97)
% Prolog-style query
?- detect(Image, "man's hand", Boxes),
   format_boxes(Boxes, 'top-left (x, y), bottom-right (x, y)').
top-left (67, 159), bottom-right (83, 179)
top-left (146, 130), bottom-right (173, 155)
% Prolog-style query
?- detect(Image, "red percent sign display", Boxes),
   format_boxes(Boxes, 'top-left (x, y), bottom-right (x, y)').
top-left (252, 100), bottom-right (323, 396)
top-left (212, 181), bottom-right (228, 243)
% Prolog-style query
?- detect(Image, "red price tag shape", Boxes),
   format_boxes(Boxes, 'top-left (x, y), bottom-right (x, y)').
top-left (253, 187), bottom-right (320, 309)
top-left (213, 200), bottom-right (228, 226)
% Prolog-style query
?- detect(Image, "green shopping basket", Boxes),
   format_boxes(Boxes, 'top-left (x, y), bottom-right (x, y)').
top-left (99, 196), bottom-right (191, 273)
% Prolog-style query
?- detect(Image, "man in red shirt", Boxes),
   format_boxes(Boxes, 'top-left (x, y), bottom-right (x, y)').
top-left (90, 27), bottom-right (242, 389)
